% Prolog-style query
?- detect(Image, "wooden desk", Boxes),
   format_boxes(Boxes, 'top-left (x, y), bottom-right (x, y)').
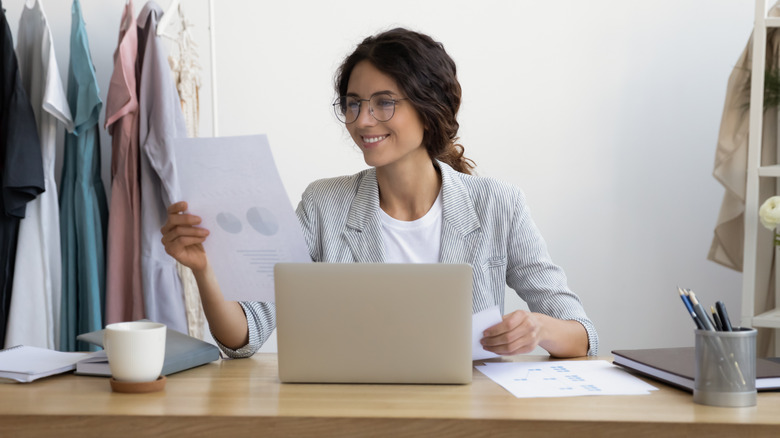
top-left (1, 353), bottom-right (779, 438)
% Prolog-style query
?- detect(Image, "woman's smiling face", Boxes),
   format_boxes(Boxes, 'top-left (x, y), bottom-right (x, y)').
top-left (345, 61), bottom-right (427, 169)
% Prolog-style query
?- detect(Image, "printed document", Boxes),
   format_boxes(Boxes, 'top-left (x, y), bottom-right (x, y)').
top-left (476, 360), bottom-right (658, 397)
top-left (174, 135), bottom-right (311, 302)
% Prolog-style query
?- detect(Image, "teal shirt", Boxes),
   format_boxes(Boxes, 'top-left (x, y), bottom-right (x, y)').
top-left (59, 0), bottom-right (108, 352)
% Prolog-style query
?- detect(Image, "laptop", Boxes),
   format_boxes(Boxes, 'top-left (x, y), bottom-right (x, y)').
top-left (274, 263), bottom-right (473, 384)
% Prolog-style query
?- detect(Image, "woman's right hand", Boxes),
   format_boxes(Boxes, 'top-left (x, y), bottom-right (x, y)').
top-left (160, 201), bottom-right (210, 272)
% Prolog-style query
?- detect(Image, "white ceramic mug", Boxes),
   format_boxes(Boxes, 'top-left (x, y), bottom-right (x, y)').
top-left (103, 321), bottom-right (167, 382)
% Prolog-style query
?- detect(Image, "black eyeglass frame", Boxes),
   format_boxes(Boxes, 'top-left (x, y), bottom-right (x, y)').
top-left (332, 93), bottom-right (409, 124)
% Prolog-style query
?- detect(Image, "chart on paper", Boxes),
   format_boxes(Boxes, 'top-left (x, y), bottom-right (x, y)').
top-left (475, 360), bottom-right (657, 398)
top-left (512, 364), bottom-right (600, 393)
top-left (174, 135), bottom-right (311, 302)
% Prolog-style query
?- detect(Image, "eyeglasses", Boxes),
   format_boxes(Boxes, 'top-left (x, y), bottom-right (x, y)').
top-left (332, 93), bottom-right (409, 124)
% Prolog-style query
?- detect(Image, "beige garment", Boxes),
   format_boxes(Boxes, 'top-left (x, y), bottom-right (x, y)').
top-left (169, 9), bottom-right (201, 138)
top-left (709, 16), bottom-right (780, 355)
top-left (168, 5), bottom-right (205, 340)
top-left (176, 263), bottom-right (203, 339)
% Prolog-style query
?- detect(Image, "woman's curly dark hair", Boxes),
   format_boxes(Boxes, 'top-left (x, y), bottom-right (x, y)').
top-left (335, 28), bottom-right (476, 174)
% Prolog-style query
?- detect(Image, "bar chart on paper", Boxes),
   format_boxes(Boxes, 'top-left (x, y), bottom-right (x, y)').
top-left (475, 361), bottom-right (658, 398)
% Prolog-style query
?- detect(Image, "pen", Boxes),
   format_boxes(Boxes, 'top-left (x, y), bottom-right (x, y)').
top-left (715, 301), bottom-right (734, 331)
top-left (711, 306), bottom-right (723, 331)
top-left (687, 290), bottom-right (716, 331)
top-left (678, 287), bottom-right (704, 330)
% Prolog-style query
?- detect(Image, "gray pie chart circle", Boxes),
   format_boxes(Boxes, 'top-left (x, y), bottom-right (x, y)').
top-left (246, 206), bottom-right (279, 236)
top-left (216, 212), bottom-right (242, 234)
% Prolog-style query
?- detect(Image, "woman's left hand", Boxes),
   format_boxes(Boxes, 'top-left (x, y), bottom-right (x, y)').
top-left (480, 310), bottom-right (544, 356)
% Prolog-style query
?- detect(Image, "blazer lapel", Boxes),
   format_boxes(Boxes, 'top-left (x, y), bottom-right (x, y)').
top-left (343, 168), bottom-right (385, 263)
top-left (437, 162), bottom-right (482, 265)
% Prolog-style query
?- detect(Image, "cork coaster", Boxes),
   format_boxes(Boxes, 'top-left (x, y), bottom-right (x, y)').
top-left (109, 375), bottom-right (166, 393)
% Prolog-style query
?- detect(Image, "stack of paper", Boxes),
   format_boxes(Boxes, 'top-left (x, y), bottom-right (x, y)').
top-left (75, 350), bottom-right (110, 376)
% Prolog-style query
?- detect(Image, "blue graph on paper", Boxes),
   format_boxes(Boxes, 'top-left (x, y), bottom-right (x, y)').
top-left (511, 364), bottom-right (602, 393)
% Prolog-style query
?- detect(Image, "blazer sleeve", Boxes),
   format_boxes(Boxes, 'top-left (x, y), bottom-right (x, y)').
top-left (295, 183), bottom-right (321, 262)
top-left (504, 191), bottom-right (599, 356)
top-left (211, 301), bottom-right (276, 359)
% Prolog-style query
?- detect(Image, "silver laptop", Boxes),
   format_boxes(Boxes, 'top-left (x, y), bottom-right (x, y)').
top-left (274, 263), bottom-right (473, 384)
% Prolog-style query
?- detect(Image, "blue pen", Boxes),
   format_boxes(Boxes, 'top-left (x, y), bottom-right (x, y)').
top-left (678, 288), bottom-right (704, 330)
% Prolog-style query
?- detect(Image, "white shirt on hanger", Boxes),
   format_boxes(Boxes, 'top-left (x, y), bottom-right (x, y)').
top-left (6, 0), bottom-right (73, 350)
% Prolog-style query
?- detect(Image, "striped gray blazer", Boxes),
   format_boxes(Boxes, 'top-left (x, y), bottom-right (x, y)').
top-left (220, 161), bottom-right (598, 358)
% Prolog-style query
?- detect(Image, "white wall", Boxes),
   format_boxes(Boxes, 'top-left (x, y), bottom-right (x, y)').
top-left (6, 0), bottom-right (751, 354)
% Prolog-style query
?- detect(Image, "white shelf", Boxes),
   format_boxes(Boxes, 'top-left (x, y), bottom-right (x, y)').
top-left (758, 165), bottom-right (780, 177)
top-left (744, 1), bottom-right (780, 355)
top-left (752, 308), bottom-right (780, 329)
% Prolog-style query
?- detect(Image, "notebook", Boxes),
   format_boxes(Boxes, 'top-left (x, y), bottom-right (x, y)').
top-left (76, 322), bottom-right (221, 377)
top-left (612, 347), bottom-right (780, 391)
top-left (0, 345), bottom-right (90, 383)
top-left (274, 263), bottom-right (473, 384)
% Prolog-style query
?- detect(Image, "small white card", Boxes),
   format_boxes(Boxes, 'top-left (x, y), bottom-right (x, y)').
top-left (472, 306), bottom-right (502, 360)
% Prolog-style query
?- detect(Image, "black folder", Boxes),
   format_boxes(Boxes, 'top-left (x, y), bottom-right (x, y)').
top-left (612, 347), bottom-right (780, 392)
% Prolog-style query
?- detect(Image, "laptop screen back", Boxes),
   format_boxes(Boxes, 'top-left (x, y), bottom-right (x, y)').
top-left (274, 263), bottom-right (473, 384)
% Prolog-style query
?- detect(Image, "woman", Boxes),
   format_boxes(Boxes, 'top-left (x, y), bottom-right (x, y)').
top-left (161, 28), bottom-right (598, 358)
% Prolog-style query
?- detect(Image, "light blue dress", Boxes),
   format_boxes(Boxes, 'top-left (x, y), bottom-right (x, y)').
top-left (59, 0), bottom-right (108, 352)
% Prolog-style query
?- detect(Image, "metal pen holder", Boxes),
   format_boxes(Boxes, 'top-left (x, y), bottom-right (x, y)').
top-left (693, 327), bottom-right (757, 407)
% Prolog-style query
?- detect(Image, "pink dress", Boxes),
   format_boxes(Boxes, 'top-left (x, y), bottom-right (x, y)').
top-left (104, 0), bottom-right (144, 324)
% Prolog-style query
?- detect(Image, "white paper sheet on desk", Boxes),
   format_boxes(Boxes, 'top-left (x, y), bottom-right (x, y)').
top-left (174, 135), bottom-right (311, 302)
top-left (475, 360), bottom-right (657, 398)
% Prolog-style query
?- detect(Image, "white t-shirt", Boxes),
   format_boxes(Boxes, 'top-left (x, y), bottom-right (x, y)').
top-left (379, 191), bottom-right (443, 263)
